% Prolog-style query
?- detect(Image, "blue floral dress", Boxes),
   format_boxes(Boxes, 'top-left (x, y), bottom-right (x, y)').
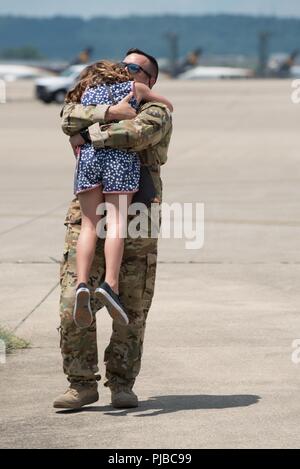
top-left (74, 80), bottom-right (140, 194)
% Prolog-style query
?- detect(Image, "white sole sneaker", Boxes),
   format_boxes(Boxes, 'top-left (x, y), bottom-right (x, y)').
top-left (73, 287), bottom-right (93, 328)
top-left (95, 287), bottom-right (129, 326)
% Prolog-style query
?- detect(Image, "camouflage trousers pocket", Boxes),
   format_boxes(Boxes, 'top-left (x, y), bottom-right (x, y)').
top-left (142, 252), bottom-right (157, 310)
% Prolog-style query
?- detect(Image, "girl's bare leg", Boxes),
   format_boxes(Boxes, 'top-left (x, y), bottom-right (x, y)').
top-left (76, 188), bottom-right (104, 286)
top-left (104, 193), bottom-right (133, 293)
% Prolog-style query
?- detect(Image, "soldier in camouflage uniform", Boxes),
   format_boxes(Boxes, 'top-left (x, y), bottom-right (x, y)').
top-left (53, 50), bottom-right (172, 409)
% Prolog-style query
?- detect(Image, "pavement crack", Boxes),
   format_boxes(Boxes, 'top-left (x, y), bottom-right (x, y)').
top-left (0, 257), bottom-right (61, 264)
top-left (206, 218), bottom-right (300, 227)
top-left (12, 281), bottom-right (60, 333)
top-left (0, 202), bottom-right (67, 237)
top-left (49, 257), bottom-right (60, 264)
top-left (1, 260), bottom-right (300, 265)
top-left (158, 261), bottom-right (300, 265)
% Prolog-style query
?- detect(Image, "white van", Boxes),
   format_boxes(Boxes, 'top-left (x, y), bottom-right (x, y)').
top-left (35, 64), bottom-right (87, 104)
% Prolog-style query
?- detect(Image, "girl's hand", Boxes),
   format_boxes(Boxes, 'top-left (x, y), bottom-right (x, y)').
top-left (69, 134), bottom-right (85, 157)
top-left (134, 82), bottom-right (173, 112)
top-left (106, 93), bottom-right (137, 121)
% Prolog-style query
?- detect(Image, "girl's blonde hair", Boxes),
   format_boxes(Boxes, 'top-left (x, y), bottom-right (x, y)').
top-left (65, 60), bottom-right (130, 103)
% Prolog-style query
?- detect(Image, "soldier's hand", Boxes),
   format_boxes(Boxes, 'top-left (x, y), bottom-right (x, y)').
top-left (106, 93), bottom-right (137, 121)
top-left (69, 134), bottom-right (85, 157)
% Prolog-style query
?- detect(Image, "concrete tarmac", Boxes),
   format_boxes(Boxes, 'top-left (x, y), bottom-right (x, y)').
top-left (0, 79), bottom-right (300, 448)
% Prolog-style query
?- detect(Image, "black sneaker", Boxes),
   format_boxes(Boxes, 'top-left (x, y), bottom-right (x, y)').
top-left (95, 282), bottom-right (129, 325)
top-left (73, 283), bottom-right (93, 328)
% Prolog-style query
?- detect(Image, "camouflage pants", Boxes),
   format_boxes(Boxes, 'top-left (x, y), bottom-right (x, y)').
top-left (59, 223), bottom-right (158, 390)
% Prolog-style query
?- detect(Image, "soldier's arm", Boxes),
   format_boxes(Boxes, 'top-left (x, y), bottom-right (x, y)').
top-left (61, 93), bottom-right (136, 136)
top-left (89, 103), bottom-right (172, 152)
top-left (61, 103), bottom-right (109, 136)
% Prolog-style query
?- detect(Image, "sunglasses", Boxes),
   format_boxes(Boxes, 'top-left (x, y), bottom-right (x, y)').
top-left (119, 62), bottom-right (152, 80)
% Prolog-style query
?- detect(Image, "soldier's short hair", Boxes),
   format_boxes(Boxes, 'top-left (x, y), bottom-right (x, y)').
top-left (125, 48), bottom-right (159, 81)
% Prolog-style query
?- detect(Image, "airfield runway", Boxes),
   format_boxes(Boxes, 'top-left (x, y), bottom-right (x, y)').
top-left (0, 78), bottom-right (300, 448)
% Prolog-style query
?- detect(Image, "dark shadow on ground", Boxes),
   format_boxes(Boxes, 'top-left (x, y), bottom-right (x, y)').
top-left (56, 394), bottom-right (260, 417)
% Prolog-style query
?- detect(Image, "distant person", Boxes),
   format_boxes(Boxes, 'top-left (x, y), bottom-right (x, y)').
top-left (64, 60), bottom-right (173, 329)
top-left (54, 49), bottom-right (173, 410)
top-left (178, 48), bottom-right (202, 75)
top-left (185, 48), bottom-right (202, 67)
top-left (70, 47), bottom-right (94, 65)
top-left (278, 50), bottom-right (299, 77)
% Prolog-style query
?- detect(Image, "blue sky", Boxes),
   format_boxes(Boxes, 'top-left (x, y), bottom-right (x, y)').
top-left (0, 0), bottom-right (300, 18)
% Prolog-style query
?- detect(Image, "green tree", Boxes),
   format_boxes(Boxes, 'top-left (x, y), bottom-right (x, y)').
top-left (0, 45), bottom-right (44, 60)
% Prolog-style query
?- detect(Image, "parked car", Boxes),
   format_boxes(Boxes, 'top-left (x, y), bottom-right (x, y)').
top-left (35, 65), bottom-right (87, 104)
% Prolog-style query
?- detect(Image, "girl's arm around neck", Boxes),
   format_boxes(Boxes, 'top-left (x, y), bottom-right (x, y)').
top-left (134, 82), bottom-right (174, 112)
